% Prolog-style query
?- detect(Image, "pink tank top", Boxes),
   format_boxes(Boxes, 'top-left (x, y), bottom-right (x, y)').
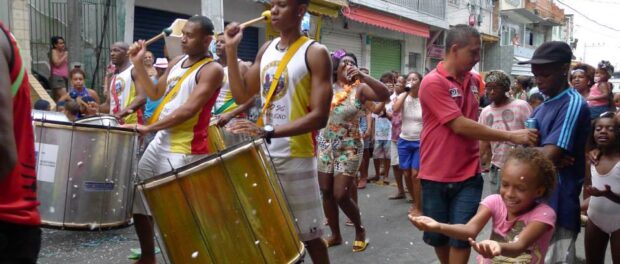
top-left (587, 83), bottom-right (609, 107)
top-left (51, 50), bottom-right (69, 77)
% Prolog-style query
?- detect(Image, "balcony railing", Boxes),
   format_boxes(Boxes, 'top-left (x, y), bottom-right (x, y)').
top-left (384, 0), bottom-right (446, 19)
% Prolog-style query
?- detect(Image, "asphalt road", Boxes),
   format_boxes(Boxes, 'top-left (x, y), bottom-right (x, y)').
top-left (38, 170), bottom-right (608, 263)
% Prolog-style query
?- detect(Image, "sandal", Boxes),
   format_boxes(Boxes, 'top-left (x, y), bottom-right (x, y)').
top-left (368, 176), bottom-right (380, 182)
top-left (323, 237), bottom-right (342, 248)
top-left (352, 239), bottom-right (369, 252)
top-left (345, 219), bottom-right (354, 226)
top-left (388, 193), bottom-right (405, 200)
top-left (357, 179), bottom-right (367, 189)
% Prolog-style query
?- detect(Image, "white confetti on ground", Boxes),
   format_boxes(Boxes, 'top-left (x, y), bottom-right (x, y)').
top-left (268, 199), bottom-right (272, 204)
top-left (77, 161), bottom-right (83, 167)
top-left (255, 240), bottom-right (260, 245)
top-left (252, 183), bottom-right (258, 187)
top-left (49, 206), bottom-right (55, 213)
top-left (191, 251), bottom-right (199, 258)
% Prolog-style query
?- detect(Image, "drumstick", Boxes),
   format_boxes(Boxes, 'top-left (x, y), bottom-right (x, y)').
top-left (144, 27), bottom-right (173, 46)
top-left (240, 11), bottom-right (271, 28)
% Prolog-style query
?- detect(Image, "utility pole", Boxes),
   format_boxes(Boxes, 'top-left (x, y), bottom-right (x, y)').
top-left (67, 0), bottom-right (83, 69)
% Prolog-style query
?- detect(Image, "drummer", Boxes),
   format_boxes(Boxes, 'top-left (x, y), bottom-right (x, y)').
top-left (127, 15), bottom-right (223, 264)
top-left (99, 42), bottom-right (146, 124)
top-left (212, 32), bottom-right (254, 126)
top-left (224, 0), bottom-right (333, 262)
top-left (0, 20), bottom-right (41, 263)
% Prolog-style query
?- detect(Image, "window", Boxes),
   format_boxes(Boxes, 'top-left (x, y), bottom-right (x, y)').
top-left (408, 52), bottom-right (422, 71)
top-left (448, 0), bottom-right (460, 6)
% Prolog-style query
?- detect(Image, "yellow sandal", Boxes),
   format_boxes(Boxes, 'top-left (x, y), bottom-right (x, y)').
top-left (352, 239), bottom-right (369, 252)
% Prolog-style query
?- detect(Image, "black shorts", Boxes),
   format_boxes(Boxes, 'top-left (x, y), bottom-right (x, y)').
top-left (0, 221), bottom-right (41, 264)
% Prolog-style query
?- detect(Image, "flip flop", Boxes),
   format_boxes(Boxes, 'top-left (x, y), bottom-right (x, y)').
top-left (128, 247), bottom-right (161, 260)
top-left (388, 193), bottom-right (406, 200)
top-left (352, 239), bottom-right (369, 252)
top-left (323, 238), bottom-right (342, 248)
top-left (345, 219), bottom-right (354, 226)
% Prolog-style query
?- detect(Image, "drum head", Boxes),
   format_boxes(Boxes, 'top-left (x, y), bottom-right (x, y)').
top-left (75, 115), bottom-right (119, 127)
top-left (32, 110), bottom-right (70, 122)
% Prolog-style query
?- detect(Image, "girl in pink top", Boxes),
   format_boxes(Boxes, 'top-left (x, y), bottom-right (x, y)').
top-left (410, 147), bottom-right (557, 264)
top-left (587, 61), bottom-right (614, 119)
top-left (50, 36), bottom-right (69, 101)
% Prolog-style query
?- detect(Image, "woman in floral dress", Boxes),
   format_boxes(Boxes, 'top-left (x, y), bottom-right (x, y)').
top-left (318, 51), bottom-right (390, 252)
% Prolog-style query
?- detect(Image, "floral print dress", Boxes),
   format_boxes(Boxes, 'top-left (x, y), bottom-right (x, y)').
top-left (317, 84), bottom-right (364, 176)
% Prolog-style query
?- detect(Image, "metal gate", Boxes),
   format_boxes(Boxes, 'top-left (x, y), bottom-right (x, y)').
top-left (29, 0), bottom-right (121, 95)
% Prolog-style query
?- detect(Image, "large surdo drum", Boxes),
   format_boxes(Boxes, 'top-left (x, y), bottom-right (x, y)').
top-left (138, 139), bottom-right (305, 263)
top-left (33, 111), bottom-right (139, 229)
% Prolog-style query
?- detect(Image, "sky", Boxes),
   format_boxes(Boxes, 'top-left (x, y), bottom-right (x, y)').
top-left (555, 0), bottom-right (620, 70)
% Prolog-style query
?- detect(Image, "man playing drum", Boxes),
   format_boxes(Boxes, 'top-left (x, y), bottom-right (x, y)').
top-left (100, 42), bottom-right (146, 124)
top-left (212, 32), bottom-right (254, 127)
top-left (0, 20), bottom-right (41, 263)
top-left (224, 0), bottom-right (333, 262)
top-left (127, 15), bottom-right (224, 264)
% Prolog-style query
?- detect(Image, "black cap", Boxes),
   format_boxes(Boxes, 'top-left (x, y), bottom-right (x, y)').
top-left (518, 41), bottom-right (572, 65)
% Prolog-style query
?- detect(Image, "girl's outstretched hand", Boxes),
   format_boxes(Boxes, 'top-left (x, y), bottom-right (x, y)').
top-left (469, 238), bottom-right (501, 259)
top-left (408, 215), bottom-right (439, 232)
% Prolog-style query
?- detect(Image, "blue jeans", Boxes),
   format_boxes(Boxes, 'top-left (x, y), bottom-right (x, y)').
top-left (421, 174), bottom-right (484, 248)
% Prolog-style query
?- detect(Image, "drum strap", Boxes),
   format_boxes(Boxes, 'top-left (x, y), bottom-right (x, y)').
top-left (256, 36), bottom-right (308, 126)
top-left (213, 98), bottom-right (235, 115)
top-left (148, 57), bottom-right (213, 125)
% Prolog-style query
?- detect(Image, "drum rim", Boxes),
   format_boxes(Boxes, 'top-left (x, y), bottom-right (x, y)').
top-left (139, 139), bottom-right (265, 189)
top-left (33, 119), bottom-right (136, 134)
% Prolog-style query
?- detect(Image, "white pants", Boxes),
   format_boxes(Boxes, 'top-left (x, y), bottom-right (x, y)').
top-left (133, 142), bottom-right (207, 215)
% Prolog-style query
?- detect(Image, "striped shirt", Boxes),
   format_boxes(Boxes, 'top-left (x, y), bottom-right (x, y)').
top-left (531, 87), bottom-right (590, 232)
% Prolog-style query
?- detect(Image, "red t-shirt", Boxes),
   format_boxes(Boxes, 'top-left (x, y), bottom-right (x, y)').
top-left (418, 62), bottom-right (481, 183)
top-left (0, 21), bottom-right (40, 225)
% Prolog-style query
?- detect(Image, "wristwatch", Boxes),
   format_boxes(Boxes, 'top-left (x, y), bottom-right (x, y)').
top-left (263, 125), bottom-right (275, 144)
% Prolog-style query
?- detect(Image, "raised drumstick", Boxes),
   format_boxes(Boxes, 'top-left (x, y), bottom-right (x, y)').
top-left (240, 11), bottom-right (271, 28)
top-left (144, 27), bottom-right (173, 46)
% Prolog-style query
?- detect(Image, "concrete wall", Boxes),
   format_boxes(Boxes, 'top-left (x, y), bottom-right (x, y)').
top-left (11, 0), bottom-right (31, 71)
top-left (446, 0), bottom-right (495, 35)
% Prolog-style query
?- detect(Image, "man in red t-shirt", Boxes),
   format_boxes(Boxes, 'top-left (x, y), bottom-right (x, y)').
top-left (0, 21), bottom-right (41, 263)
top-left (410, 25), bottom-right (537, 264)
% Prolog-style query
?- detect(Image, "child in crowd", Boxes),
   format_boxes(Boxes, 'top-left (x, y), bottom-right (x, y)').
top-left (583, 112), bottom-right (620, 263)
top-left (33, 99), bottom-right (51, 111)
top-left (369, 72), bottom-right (394, 184)
top-left (587, 61), bottom-right (614, 119)
top-left (410, 147), bottom-right (556, 263)
top-left (63, 100), bottom-right (80, 121)
top-left (55, 101), bottom-right (66, 112)
top-left (57, 68), bottom-right (100, 104)
top-left (528, 93), bottom-right (545, 110)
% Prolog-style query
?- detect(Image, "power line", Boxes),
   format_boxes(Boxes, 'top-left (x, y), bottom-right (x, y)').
top-left (556, 0), bottom-right (620, 32)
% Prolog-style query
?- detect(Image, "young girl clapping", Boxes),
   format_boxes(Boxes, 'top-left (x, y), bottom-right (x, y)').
top-left (410, 147), bottom-right (556, 263)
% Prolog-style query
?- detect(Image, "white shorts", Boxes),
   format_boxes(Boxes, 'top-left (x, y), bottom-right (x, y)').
top-left (271, 156), bottom-right (324, 241)
top-left (133, 142), bottom-right (207, 215)
top-left (390, 141), bottom-right (399, 166)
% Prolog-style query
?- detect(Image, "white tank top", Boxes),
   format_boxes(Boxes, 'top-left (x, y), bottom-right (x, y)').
top-left (109, 64), bottom-right (138, 123)
top-left (153, 56), bottom-right (217, 154)
top-left (588, 162), bottom-right (620, 217)
top-left (213, 61), bottom-right (239, 114)
top-left (400, 96), bottom-right (423, 141)
top-left (259, 37), bottom-right (315, 158)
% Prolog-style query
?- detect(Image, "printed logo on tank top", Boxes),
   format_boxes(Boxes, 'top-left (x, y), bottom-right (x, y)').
top-left (261, 61), bottom-right (289, 101)
top-left (115, 77), bottom-right (126, 94)
top-left (261, 60), bottom-right (290, 123)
